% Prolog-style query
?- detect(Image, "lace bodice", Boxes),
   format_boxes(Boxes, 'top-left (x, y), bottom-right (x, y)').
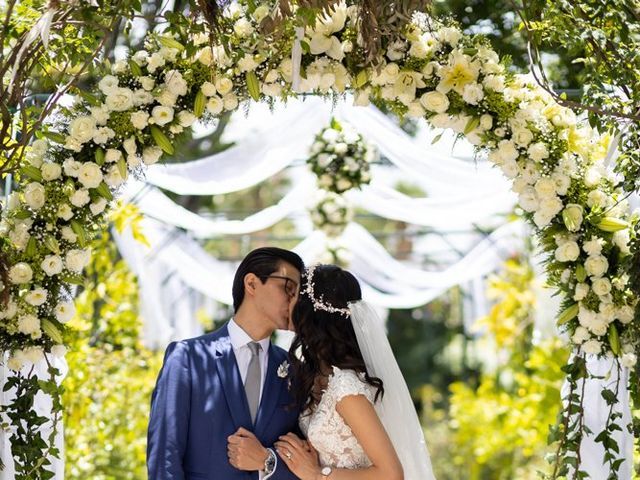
top-left (299, 366), bottom-right (376, 469)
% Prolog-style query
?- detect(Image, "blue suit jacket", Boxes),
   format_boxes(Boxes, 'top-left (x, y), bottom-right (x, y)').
top-left (147, 324), bottom-right (300, 480)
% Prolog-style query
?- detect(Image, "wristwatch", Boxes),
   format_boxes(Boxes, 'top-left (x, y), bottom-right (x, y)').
top-left (321, 466), bottom-right (333, 478)
top-left (264, 448), bottom-right (276, 475)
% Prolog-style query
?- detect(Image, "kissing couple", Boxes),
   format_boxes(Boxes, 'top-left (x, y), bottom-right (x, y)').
top-left (147, 247), bottom-right (435, 479)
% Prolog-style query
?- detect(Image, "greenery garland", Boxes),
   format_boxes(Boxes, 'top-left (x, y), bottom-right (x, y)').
top-left (0, 1), bottom-right (637, 477)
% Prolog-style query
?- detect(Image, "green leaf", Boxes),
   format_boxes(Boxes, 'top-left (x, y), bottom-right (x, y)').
top-left (44, 235), bottom-right (60, 254)
top-left (41, 319), bottom-right (63, 344)
top-left (21, 165), bottom-right (43, 182)
top-left (95, 148), bottom-right (105, 166)
top-left (25, 237), bottom-right (37, 257)
top-left (608, 323), bottom-right (621, 356)
top-left (431, 133), bottom-right (443, 145)
top-left (150, 125), bottom-right (175, 155)
top-left (157, 35), bottom-right (185, 51)
top-left (128, 59), bottom-right (142, 77)
top-left (70, 220), bottom-right (87, 247)
top-left (464, 116), bottom-right (480, 135)
top-left (575, 264), bottom-right (586, 283)
top-left (78, 90), bottom-right (101, 107)
top-left (557, 303), bottom-right (579, 325)
top-left (41, 131), bottom-right (66, 144)
top-left (117, 157), bottom-right (128, 181)
top-left (94, 182), bottom-right (113, 201)
top-left (194, 90), bottom-right (206, 118)
top-left (246, 71), bottom-right (261, 101)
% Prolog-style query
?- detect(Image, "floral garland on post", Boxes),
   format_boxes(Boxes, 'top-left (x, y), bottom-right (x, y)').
top-left (0, 1), bottom-right (638, 476)
top-left (309, 190), bottom-right (354, 237)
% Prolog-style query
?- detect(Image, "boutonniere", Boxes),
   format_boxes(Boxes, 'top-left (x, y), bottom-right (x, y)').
top-left (277, 360), bottom-right (289, 379)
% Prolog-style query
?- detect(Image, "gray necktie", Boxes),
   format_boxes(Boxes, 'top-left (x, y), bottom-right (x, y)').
top-left (244, 342), bottom-right (262, 424)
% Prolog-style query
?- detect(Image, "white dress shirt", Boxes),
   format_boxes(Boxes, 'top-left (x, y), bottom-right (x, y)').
top-left (228, 319), bottom-right (271, 410)
top-left (228, 319), bottom-right (275, 479)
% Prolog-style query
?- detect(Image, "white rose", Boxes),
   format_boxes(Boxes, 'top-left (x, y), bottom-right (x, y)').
top-left (223, 93), bottom-right (238, 111)
top-left (132, 90), bottom-right (154, 107)
top-left (105, 149), bottom-right (122, 163)
top-left (42, 255), bottom-right (64, 276)
top-left (104, 164), bottom-right (127, 187)
top-left (591, 278), bottom-right (612, 297)
top-left (262, 83), bottom-right (282, 97)
top-left (512, 128), bottom-right (533, 147)
top-left (518, 187), bottom-right (539, 212)
top-left (70, 189), bottom-right (91, 207)
top-left (201, 81), bottom-right (217, 97)
top-left (142, 146), bottom-right (163, 165)
top-left (98, 75), bottom-right (119, 95)
top-left (130, 111), bottom-right (150, 130)
top-left (177, 111), bottom-right (196, 128)
top-left (41, 162), bottom-right (62, 181)
top-left (573, 283), bottom-right (589, 301)
top-left (139, 76), bottom-right (155, 91)
top-left (66, 248), bottom-right (91, 273)
top-left (587, 189), bottom-right (609, 209)
top-left (92, 127), bottom-right (115, 145)
top-left (123, 136), bottom-right (137, 155)
top-left (462, 83), bottom-right (484, 105)
top-left (617, 306), bottom-right (634, 324)
top-left (89, 198), bottom-right (108, 216)
top-left (571, 326), bottom-right (590, 345)
top-left (55, 301), bottom-right (75, 323)
top-left (621, 352), bottom-right (637, 369)
top-left (238, 54), bottom-right (259, 72)
top-left (613, 230), bottom-right (631, 254)
top-left (7, 351), bottom-right (26, 372)
top-left (234, 18), bottom-right (254, 37)
top-left (63, 158), bottom-right (81, 177)
top-left (61, 226), bottom-right (77, 243)
top-left (482, 74), bottom-right (505, 92)
top-left (562, 204), bottom-right (584, 232)
top-left (24, 346), bottom-right (45, 363)
top-left (584, 167), bottom-right (602, 187)
top-left (500, 160), bottom-right (519, 179)
top-left (105, 87), bottom-right (134, 112)
top-left (24, 182), bottom-right (46, 210)
top-left (69, 115), bottom-right (97, 144)
top-left (336, 178), bottom-right (352, 191)
top-left (582, 339), bottom-right (602, 354)
top-left (156, 88), bottom-right (178, 107)
top-left (534, 177), bottom-right (557, 199)
top-left (17, 314), bottom-right (40, 335)
top-left (555, 241), bottom-right (580, 262)
top-left (57, 204), bottom-right (74, 221)
top-left (439, 26), bottom-right (462, 46)
top-left (585, 255), bottom-right (609, 277)
top-left (206, 96), bottom-right (224, 114)
top-left (551, 171), bottom-right (571, 195)
top-left (420, 91), bottom-right (450, 113)
top-left (583, 238), bottom-right (604, 256)
top-left (164, 70), bottom-right (188, 96)
top-left (9, 224), bottom-right (30, 250)
top-left (77, 162), bottom-right (103, 189)
top-left (90, 105), bottom-right (109, 125)
top-left (215, 77), bottom-right (233, 95)
top-left (0, 300), bottom-right (17, 320)
top-left (533, 211), bottom-right (553, 229)
top-left (50, 345), bottom-right (67, 358)
top-left (527, 142), bottom-right (549, 163)
top-left (147, 52), bottom-right (165, 72)
top-left (538, 196), bottom-right (563, 218)
top-left (25, 288), bottom-right (48, 306)
top-left (151, 106), bottom-right (174, 126)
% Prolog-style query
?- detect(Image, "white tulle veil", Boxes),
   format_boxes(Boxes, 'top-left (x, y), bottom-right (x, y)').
top-left (349, 300), bottom-right (435, 480)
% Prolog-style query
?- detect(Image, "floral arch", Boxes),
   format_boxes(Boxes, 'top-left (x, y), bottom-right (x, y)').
top-left (1, 1), bottom-right (636, 477)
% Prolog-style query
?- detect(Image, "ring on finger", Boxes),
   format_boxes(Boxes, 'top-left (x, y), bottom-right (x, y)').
top-left (285, 450), bottom-right (292, 460)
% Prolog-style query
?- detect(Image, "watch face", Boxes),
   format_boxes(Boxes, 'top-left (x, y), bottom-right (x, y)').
top-left (321, 466), bottom-right (332, 475)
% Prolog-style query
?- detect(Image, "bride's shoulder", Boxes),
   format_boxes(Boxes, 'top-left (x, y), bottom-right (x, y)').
top-left (326, 366), bottom-right (375, 404)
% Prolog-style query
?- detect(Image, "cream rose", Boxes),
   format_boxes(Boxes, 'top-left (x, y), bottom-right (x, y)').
top-left (65, 249), bottom-right (91, 273)
top-left (77, 162), bottom-right (103, 189)
top-left (42, 255), bottom-right (64, 276)
top-left (24, 182), bottom-right (46, 210)
top-left (55, 301), bottom-right (75, 323)
top-left (41, 162), bottom-right (62, 181)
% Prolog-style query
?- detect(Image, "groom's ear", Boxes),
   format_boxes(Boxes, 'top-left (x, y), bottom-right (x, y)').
top-left (244, 273), bottom-right (258, 297)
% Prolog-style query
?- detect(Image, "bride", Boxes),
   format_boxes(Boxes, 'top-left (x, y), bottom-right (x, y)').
top-left (274, 264), bottom-right (435, 479)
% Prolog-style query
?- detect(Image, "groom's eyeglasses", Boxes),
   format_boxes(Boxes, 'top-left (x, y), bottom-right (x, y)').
top-left (260, 275), bottom-right (299, 298)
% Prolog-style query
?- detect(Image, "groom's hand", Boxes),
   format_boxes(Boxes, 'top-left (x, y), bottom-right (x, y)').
top-left (227, 427), bottom-right (268, 471)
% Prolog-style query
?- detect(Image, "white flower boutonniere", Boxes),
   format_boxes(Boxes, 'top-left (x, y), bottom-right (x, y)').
top-left (277, 360), bottom-right (289, 379)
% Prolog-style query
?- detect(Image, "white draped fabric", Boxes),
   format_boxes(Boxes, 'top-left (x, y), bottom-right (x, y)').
top-left (0, 356), bottom-right (67, 480)
top-left (562, 355), bottom-right (633, 480)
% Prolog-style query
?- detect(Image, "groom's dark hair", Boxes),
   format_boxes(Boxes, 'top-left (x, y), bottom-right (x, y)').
top-left (232, 247), bottom-right (304, 312)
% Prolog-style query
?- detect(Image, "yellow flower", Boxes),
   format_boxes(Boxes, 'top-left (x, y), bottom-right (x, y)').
top-left (436, 51), bottom-right (480, 95)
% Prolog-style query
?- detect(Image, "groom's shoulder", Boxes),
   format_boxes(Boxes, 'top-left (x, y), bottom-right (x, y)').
top-left (165, 323), bottom-right (230, 354)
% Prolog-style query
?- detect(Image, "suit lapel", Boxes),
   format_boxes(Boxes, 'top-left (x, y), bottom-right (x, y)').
top-left (254, 344), bottom-right (286, 437)
top-left (213, 327), bottom-right (253, 429)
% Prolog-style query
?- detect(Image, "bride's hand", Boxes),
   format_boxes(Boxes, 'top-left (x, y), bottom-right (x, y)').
top-left (275, 433), bottom-right (321, 480)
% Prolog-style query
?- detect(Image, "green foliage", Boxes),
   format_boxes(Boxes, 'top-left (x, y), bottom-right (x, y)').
top-left (62, 219), bottom-right (162, 479)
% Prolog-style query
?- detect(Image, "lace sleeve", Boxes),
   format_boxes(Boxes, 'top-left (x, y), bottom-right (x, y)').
top-left (327, 367), bottom-right (376, 406)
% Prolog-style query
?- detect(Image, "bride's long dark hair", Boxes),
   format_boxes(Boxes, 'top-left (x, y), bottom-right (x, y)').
top-left (289, 264), bottom-right (383, 412)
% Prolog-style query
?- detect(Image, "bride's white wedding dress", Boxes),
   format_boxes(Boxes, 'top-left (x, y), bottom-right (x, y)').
top-left (299, 366), bottom-right (374, 469)
top-left (297, 301), bottom-right (436, 479)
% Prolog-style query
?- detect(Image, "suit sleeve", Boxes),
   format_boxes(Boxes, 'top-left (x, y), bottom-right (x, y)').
top-left (147, 341), bottom-right (191, 480)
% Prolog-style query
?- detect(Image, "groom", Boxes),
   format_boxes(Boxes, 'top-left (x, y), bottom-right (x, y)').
top-left (147, 247), bottom-right (304, 479)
